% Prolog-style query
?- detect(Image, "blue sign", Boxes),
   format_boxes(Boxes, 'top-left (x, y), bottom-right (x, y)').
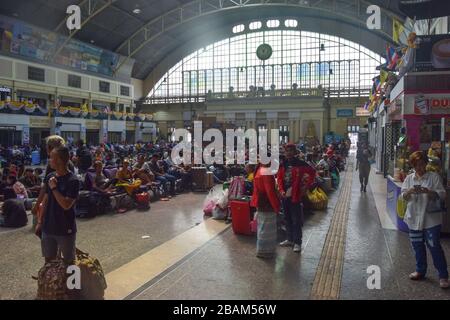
top-left (337, 109), bottom-right (354, 117)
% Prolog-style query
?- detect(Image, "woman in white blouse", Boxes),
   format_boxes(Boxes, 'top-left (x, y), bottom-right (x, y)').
top-left (401, 151), bottom-right (448, 289)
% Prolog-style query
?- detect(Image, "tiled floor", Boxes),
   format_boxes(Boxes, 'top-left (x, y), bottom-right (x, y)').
top-left (1, 164), bottom-right (450, 300)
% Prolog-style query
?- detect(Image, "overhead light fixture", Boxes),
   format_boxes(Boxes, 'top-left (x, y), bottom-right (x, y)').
top-left (133, 8), bottom-right (141, 14)
top-left (90, 40), bottom-right (95, 44)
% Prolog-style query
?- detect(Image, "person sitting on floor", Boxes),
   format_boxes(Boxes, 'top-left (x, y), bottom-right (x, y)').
top-left (7, 175), bottom-right (28, 199)
top-left (92, 161), bottom-right (116, 195)
top-left (20, 168), bottom-right (41, 197)
top-left (317, 154), bottom-right (330, 174)
top-left (149, 154), bottom-right (176, 198)
top-left (116, 158), bottom-right (141, 195)
top-left (163, 152), bottom-right (191, 191)
top-left (133, 154), bottom-right (155, 186)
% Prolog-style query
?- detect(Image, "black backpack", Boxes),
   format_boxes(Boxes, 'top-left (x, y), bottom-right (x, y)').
top-left (1, 199), bottom-right (28, 228)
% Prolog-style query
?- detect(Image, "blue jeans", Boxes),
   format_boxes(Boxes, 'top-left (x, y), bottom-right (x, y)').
top-left (409, 225), bottom-right (449, 279)
top-left (282, 199), bottom-right (303, 245)
top-left (156, 174), bottom-right (176, 195)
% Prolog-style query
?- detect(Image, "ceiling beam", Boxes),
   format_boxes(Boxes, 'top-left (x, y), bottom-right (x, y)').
top-left (50, 0), bottom-right (116, 62)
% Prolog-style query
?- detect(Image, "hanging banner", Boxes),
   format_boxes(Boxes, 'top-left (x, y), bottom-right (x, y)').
top-left (22, 126), bottom-right (30, 145)
top-left (80, 125), bottom-right (86, 142)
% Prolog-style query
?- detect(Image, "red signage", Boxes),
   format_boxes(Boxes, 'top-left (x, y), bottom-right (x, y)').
top-left (414, 97), bottom-right (450, 114)
top-left (430, 98), bottom-right (450, 108)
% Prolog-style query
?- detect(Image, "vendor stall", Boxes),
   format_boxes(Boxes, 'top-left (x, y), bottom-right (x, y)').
top-left (385, 71), bottom-right (450, 232)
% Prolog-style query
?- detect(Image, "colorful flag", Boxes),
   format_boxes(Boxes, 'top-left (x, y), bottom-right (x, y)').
top-left (393, 19), bottom-right (405, 44)
top-left (380, 69), bottom-right (389, 86)
top-left (386, 44), bottom-right (401, 70)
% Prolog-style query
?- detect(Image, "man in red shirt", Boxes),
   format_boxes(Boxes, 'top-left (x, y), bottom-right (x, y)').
top-left (277, 144), bottom-right (315, 253)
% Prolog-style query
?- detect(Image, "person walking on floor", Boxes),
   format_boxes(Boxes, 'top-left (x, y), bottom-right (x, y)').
top-left (400, 151), bottom-right (448, 289)
top-left (277, 143), bottom-right (315, 253)
top-left (250, 158), bottom-right (280, 259)
top-left (356, 142), bottom-right (371, 192)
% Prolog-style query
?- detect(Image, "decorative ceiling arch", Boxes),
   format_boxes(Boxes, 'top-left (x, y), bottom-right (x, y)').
top-left (113, 0), bottom-right (403, 75)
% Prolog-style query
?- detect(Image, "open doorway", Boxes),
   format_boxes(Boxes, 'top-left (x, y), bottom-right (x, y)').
top-left (347, 124), bottom-right (360, 153)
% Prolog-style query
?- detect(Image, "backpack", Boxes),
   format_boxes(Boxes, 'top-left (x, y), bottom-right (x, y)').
top-left (35, 248), bottom-right (107, 300)
top-left (35, 260), bottom-right (70, 300)
top-left (1, 199), bottom-right (28, 228)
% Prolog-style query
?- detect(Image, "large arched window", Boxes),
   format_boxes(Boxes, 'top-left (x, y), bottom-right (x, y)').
top-left (148, 30), bottom-right (384, 102)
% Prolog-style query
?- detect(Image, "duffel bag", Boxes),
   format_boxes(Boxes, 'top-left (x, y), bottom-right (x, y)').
top-left (73, 248), bottom-right (107, 300)
top-left (111, 193), bottom-right (136, 213)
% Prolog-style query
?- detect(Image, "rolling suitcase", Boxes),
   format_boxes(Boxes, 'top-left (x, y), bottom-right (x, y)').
top-left (192, 167), bottom-right (207, 191)
top-left (230, 199), bottom-right (253, 235)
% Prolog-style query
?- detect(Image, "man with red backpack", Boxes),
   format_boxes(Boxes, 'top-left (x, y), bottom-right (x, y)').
top-left (277, 143), bottom-right (316, 253)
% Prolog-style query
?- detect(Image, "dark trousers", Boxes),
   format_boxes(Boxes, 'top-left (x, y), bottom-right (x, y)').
top-left (282, 199), bottom-right (303, 245)
top-left (409, 225), bottom-right (449, 279)
top-left (156, 174), bottom-right (176, 195)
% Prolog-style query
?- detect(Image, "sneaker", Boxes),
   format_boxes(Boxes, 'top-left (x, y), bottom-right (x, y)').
top-left (363, 185), bottom-right (367, 193)
top-left (409, 272), bottom-right (425, 281)
top-left (360, 185), bottom-right (364, 192)
top-left (293, 244), bottom-right (302, 253)
top-left (279, 240), bottom-right (294, 247)
top-left (440, 279), bottom-right (449, 289)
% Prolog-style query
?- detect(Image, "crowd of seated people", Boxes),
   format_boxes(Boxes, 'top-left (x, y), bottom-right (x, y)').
top-left (0, 136), bottom-right (352, 227)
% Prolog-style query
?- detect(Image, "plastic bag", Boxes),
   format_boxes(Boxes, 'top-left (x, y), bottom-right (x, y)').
top-left (217, 189), bottom-right (229, 209)
top-left (203, 188), bottom-right (222, 215)
top-left (397, 197), bottom-right (407, 219)
top-left (212, 206), bottom-right (227, 220)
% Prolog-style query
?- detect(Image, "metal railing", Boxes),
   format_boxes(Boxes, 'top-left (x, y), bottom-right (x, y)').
top-left (144, 87), bottom-right (370, 104)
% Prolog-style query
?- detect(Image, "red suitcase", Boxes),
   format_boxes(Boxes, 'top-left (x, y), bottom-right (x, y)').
top-left (230, 199), bottom-right (253, 235)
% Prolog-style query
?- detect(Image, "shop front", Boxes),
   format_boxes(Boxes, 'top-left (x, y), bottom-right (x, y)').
top-left (385, 75), bottom-right (450, 232)
top-left (85, 120), bottom-right (100, 145)
top-left (29, 117), bottom-right (51, 146)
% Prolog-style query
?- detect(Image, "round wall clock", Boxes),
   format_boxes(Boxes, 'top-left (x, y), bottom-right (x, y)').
top-left (256, 44), bottom-right (273, 61)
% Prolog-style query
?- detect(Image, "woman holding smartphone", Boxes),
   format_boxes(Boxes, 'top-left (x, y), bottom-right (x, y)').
top-left (400, 151), bottom-right (448, 289)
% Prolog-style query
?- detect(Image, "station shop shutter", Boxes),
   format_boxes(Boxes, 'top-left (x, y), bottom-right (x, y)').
top-left (384, 122), bottom-right (401, 177)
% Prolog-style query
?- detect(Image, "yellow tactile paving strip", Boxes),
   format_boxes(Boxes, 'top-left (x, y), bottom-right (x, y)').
top-left (105, 218), bottom-right (230, 300)
top-left (310, 161), bottom-right (354, 300)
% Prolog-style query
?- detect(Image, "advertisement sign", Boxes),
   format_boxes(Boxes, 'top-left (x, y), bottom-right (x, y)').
top-left (415, 35), bottom-right (450, 71)
top-left (356, 107), bottom-right (370, 117)
top-left (413, 94), bottom-right (450, 115)
top-left (0, 15), bottom-right (119, 76)
top-left (337, 109), bottom-right (354, 117)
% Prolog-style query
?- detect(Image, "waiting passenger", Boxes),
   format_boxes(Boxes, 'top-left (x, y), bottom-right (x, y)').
top-left (401, 151), bottom-right (448, 289)
top-left (133, 154), bottom-right (155, 186)
top-left (20, 168), bottom-right (41, 197)
top-left (92, 161), bottom-right (116, 195)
